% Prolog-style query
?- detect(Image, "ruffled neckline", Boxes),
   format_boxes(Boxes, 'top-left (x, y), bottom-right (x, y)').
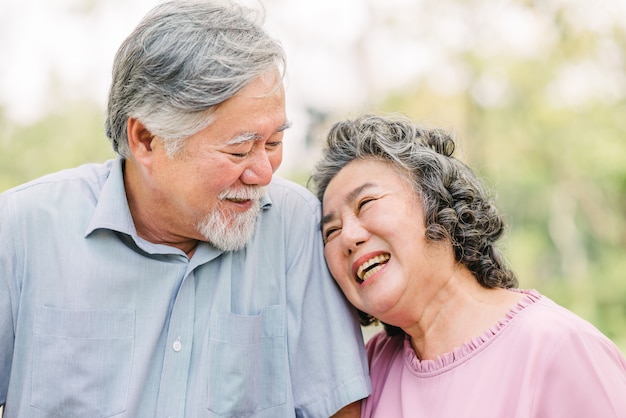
top-left (404, 289), bottom-right (542, 375)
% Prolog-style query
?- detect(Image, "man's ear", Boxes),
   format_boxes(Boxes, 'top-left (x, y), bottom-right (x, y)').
top-left (127, 118), bottom-right (156, 164)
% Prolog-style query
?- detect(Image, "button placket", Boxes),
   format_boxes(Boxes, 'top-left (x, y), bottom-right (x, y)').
top-left (155, 270), bottom-right (196, 418)
top-left (172, 336), bottom-right (182, 352)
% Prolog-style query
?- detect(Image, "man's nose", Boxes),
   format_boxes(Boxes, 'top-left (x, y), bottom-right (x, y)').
top-left (240, 151), bottom-right (274, 186)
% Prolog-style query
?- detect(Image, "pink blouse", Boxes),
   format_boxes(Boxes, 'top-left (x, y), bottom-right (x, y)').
top-left (363, 289), bottom-right (626, 417)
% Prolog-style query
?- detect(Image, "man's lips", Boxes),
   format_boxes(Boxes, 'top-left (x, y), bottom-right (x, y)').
top-left (219, 185), bottom-right (265, 211)
top-left (224, 197), bottom-right (254, 211)
top-left (352, 252), bottom-right (390, 283)
top-left (226, 198), bottom-right (252, 204)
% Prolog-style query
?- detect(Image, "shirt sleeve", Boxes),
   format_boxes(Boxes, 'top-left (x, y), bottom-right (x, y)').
top-left (0, 192), bottom-right (18, 404)
top-left (283, 189), bottom-right (371, 417)
top-left (533, 320), bottom-right (626, 417)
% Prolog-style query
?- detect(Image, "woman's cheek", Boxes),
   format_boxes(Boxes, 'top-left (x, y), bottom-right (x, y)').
top-left (324, 248), bottom-right (342, 282)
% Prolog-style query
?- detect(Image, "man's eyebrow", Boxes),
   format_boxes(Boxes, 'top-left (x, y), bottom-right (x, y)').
top-left (277, 121), bottom-right (292, 132)
top-left (225, 121), bottom-right (292, 146)
top-left (225, 132), bottom-right (262, 145)
top-left (320, 182), bottom-right (375, 227)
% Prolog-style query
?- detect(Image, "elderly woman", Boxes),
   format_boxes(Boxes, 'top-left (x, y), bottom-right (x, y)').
top-left (310, 114), bottom-right (626, 417)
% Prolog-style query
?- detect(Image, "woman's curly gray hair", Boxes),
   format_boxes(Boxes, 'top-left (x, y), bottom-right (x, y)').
top-left (310, 114), bottom-right (518, 332)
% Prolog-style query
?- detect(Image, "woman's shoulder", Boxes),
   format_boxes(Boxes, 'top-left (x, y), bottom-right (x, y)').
top-left (515, 290), bottom-right (608, 337)
top-left (365, 330), bottom-right (405, 365)
top-left (509, 290), bottom-right (625, 362)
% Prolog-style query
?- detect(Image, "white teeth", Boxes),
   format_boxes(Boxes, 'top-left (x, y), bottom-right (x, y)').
top-left (362, 264), bottom-right (383, 281)
top-left (356, 254), bottom-right (390, 281)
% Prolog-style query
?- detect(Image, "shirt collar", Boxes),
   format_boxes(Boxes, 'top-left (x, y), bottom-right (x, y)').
top-left (85, 157), bottom-right (275, 256)
top-left (85, 157), bottom-right (136, 238)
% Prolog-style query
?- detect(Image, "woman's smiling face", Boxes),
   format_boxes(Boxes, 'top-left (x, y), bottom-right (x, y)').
top-left (321, 158), bottom-right (448, 326)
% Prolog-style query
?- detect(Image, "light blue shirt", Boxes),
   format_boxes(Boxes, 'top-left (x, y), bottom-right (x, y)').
top-left (0, 158), bottom-right (370, 418)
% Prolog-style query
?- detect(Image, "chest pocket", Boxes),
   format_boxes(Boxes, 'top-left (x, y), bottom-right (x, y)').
top-left (207, 305), bottom-right (287, 417)
top-left (32, 306), bottom-right (135, 418)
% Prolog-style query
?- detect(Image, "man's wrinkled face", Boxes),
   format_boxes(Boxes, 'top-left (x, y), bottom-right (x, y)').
top-left (148, 70), bottom-right (289, 251)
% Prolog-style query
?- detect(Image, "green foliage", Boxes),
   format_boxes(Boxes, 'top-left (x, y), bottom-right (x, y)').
top-left (0, 102), bottom-right (114, 192)
top-left (0, 0), bottom-right (623, 355)
top-left (378, 4), bottom-right (626, 353)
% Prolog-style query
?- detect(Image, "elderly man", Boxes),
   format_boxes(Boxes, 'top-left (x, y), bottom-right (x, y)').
top-left (0, 1), bottom-right (370, 417)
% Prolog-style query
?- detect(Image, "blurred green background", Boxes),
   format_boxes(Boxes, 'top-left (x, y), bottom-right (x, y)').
top-left (1, 0), bottom-right (624, 355)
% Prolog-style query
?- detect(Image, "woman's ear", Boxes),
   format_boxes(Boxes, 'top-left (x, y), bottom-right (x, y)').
top-left (127, 117), bottom-right (155, 164)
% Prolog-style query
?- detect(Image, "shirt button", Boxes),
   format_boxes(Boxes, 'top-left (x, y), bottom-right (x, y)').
top-left (172, 338), bottom-right (182, 352)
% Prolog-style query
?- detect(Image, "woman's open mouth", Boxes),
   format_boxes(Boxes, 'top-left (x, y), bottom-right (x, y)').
top-left (356, 254), bottom-right (390, 283)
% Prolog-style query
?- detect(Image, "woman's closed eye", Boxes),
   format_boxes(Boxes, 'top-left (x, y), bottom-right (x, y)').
top-left (357, 197), bottom-right (376, 211)
top-left (323, 226), bottom-right (341, 244)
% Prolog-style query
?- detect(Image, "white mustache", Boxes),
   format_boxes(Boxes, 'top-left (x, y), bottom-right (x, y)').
top-left (218, 186), bottom-right (266, 201)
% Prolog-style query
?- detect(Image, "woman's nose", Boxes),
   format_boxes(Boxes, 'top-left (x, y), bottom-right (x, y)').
top-left (341, 218), bottom-right (368, 255)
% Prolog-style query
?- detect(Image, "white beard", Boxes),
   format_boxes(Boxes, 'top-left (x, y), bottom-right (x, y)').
top-left (196, 186), bottom-right (265, 251)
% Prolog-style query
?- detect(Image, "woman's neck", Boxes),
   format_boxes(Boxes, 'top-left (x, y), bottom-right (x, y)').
top-left (403, 273), bottom-right (524, 361)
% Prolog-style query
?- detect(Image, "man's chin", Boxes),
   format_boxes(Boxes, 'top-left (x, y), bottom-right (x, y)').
top-left (197, 204), bottom-right (261, 252)
top-left (210, 226), bottom-right (256, 252)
